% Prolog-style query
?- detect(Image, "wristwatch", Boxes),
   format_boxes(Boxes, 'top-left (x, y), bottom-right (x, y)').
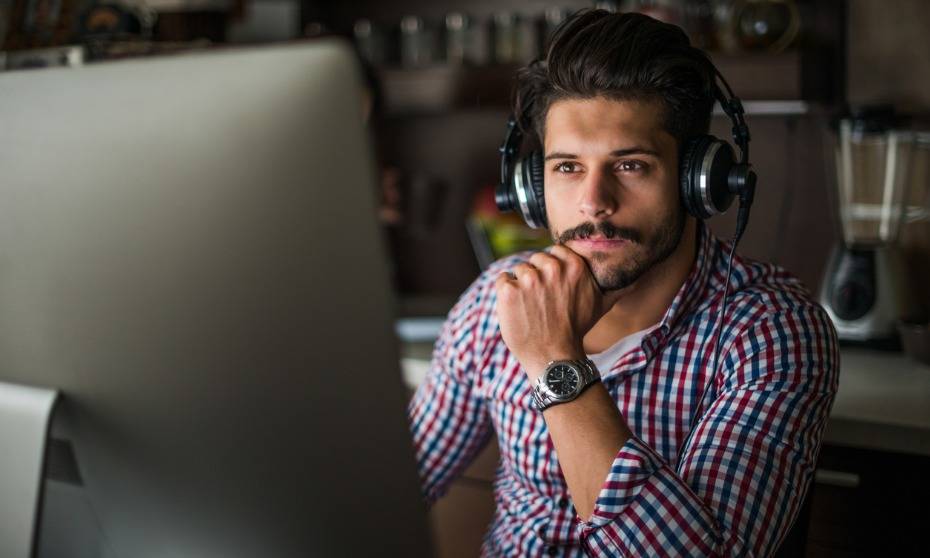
top-left (531, 358), bottom-right (600, 411)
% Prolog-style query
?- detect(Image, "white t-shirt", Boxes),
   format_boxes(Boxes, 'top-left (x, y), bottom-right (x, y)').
top-left (588, 324), bottom-right (658, 373)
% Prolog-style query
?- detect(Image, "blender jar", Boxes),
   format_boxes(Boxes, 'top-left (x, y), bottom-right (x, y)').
top-left (836, 112), bottom-right (916, 247)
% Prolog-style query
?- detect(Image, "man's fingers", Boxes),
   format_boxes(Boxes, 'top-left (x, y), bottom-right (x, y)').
top-left (549, 243), bottom-right (582, 265)
top-left (549, 244), bottom-right (589, 281)
top-left (528, 252), bottom-right (561, 277)
top-left (511, 262), bottom-right (541, 286)
top-left (498, 250), bottom-right (587, 290)
top-left (494, 272), bottom-right (517, 304)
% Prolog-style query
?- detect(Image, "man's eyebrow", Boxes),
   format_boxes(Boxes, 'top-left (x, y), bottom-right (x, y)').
top-left (543, 147), bottom-right (661, 161)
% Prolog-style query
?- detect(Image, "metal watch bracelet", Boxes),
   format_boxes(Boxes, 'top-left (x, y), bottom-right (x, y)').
top-left (532, 358), bottom-right (601, 411)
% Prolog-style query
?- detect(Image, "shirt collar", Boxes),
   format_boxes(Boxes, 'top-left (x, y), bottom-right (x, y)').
top-left (653, 220), bottom-right (716, 340)
top-left (606, 221), bottom-right (718, 374)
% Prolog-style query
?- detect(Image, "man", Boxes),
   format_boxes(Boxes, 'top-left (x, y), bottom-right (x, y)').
top-left (409, 10), bottom-right (837, 557)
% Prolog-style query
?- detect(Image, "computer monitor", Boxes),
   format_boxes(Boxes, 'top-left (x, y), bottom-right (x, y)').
top-left (0, 41), bottom-right (432, 557)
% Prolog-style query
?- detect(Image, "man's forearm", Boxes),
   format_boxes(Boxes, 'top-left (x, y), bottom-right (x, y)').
top-left (492, 244), bottom-right (635, 519)
top-left (541, 382), bottom-right (633, 520)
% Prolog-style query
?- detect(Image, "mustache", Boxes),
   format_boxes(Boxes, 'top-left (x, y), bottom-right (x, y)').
top-left (556, 221), bottom-right (642, 245)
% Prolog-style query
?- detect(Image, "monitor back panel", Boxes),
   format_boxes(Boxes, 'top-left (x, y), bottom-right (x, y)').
top-left (0, 41), bottom-right (432, 557)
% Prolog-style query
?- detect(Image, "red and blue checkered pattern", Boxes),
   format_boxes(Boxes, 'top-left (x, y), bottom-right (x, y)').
top-left (409, 222), bottom-right (838, 557)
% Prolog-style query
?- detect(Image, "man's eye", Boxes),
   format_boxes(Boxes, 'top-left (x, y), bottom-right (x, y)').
top-left (554, 162), bottom-right (578, 173)
top-left (617, 160), bottom-right (645, 172)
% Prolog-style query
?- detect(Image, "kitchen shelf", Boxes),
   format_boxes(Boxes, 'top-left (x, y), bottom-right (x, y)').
top-left (379, 52), bottom-right (818, 117)
top-left (379, 64), bottom-right (518, 116)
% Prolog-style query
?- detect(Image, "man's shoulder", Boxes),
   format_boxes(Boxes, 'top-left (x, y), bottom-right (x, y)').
top-left (718, 252), bottom-right (837, 355)
top-left (730, 255), bottom-right (822, 317)
top-left (697, 228), bottom-right (820, 321)
top-left (690, 230), bottom-right (830, 336)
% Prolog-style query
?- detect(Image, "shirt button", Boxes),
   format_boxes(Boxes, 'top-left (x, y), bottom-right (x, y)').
top-left (557, 497), bottom-right (570, 509)
top-left (546, 545), bottom-right (559, 556)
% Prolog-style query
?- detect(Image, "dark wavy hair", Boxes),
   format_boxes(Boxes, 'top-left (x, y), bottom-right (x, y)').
top-left (514, 9), bottom-right (718, 149)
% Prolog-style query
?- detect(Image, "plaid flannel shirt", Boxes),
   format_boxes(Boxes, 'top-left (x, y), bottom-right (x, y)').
top-left (409, 222), bottom-right (838, 557)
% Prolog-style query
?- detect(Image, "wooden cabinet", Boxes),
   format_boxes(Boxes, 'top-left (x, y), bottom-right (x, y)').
top-left (806, 444), bottom-right (930, 557)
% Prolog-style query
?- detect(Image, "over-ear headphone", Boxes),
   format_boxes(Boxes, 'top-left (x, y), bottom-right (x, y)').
top-left (496, 66), bottom-right (757, 243)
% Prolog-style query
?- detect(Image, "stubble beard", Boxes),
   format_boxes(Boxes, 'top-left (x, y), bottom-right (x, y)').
top-left (552, 205), bottom-right (686, 292)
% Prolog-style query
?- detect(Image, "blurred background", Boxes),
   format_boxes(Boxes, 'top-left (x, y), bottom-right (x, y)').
top-left (2, 1), bottom-right (929, 556)
top-left (3, 0), bottom-right (927, 317)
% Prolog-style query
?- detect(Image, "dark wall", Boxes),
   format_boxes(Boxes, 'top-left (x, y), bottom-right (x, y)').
top-left (706, 110), bottom-right (836, 296)
top-left (848, 0), bottom-right (930, 111)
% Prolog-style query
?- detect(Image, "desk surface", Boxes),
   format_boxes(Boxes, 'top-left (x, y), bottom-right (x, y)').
top-left (400, 343), bottom-right (930, 457)
top-left (824, 347), bottom-right (930, 456)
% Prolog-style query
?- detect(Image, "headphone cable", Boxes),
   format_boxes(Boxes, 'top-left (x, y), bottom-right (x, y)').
top-left (682, 191), bottom-right (753, 445)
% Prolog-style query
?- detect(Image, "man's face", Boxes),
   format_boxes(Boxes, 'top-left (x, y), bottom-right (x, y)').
top-left (543, 96), bottom-right (686, 292)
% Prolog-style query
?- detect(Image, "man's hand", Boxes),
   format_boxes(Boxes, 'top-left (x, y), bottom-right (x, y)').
top-left (494, 244), bottom-right (617, 379)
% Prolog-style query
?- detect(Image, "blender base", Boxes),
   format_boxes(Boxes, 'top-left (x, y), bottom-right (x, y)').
top-left (819, 244), bottom-right (913, 349)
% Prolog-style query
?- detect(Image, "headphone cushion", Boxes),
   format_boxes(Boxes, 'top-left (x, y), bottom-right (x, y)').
top-left (524, 150), bottom-right (547, 228)
top-left (680, 135), bottom-right (712, 219)
top-left (680, 135), bottom-right (736, 219)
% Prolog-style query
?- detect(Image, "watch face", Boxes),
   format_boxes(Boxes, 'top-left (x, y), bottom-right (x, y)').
top-left (545, 364), bottom-right (580, 397)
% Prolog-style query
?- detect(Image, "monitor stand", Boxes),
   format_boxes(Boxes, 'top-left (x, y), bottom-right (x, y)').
top-left (0, 382), bottom-right (58, 558)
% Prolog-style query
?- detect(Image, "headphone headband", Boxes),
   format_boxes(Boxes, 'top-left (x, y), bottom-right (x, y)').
top-left (712, 70), bottom-right (751, 166)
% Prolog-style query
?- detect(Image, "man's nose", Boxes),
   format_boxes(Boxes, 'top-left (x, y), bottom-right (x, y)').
top-left (578, 168), bottom-right (618, 219)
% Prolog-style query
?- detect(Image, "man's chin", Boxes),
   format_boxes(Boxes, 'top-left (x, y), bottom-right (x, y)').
top-left (585, 258), bottom-right (642, 292)
top-left (576, 247), bottom-right (635, 269)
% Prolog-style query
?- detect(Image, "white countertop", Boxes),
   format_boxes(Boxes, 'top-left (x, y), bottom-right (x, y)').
top-left (824, 347), bottom-right (930, 456)
top-left (400, 345), bottom-right (930, 457)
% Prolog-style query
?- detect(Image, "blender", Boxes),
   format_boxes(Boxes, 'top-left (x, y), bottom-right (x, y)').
top-left (819, 106), bottom-right (930, 346)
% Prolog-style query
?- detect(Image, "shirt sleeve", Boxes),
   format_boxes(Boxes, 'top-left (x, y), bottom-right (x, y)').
top-left (578, 304), bottom-right (839, 557)
top-left (407, 270), bottom-right (497, 504)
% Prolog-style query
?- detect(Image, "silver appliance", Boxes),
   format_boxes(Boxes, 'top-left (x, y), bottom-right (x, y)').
top-left (820, 107), bottom-right (930, 344)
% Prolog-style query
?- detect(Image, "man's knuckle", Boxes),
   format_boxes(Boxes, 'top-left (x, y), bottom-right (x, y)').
top-left (496, 282), bottom-right (513, 299)
top-left (521, 271), bottom-right (538, 286)
top-left (565, 257), bottom-right (582, 272)
top-left (540, 261), bottom-right (559, 276)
